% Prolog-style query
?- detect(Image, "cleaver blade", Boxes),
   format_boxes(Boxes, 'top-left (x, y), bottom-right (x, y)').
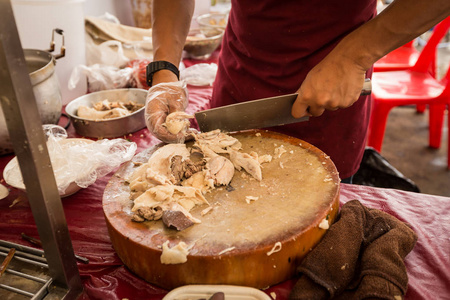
top-left (194, 78), bottom-right (372, 132)
top-left (194, 93), bottom-right (309, 132)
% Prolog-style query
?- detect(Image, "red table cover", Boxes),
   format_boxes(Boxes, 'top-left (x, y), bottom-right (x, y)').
top-left (1, 56), bottom-right (449, 299)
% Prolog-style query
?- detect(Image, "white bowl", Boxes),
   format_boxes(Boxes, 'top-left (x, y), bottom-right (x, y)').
top-left (3, 138), bottom-right (94, 198)
top-left (196, 13), bottom-right (229, 30)
top-left (163, 285), bottom-right (271, 300)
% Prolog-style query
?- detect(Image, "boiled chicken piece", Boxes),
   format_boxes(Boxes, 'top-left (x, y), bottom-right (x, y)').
top-left (182, 170), bottom-right (215, 194)
top-left (132, 184), bottom-right (208, 212)
top-left (93, 99), bottom-right (115, 111)
top-left (92, 99), bottom-right (143, 112)
top-left (131, 184), bottom-right (208, 225)
top-left (193, 130), bottom-right (261, 181)
top-left (163, 112), bottom-right (194, 135)
top-left (127, 162), bottom-right (149, 184)
top-left (193, 129), bottom-right (242, 154)
top-left (128, 144), bottom-right (190, 200)
top-left (274, 145), bottom-right (287, 158)
top-left (173, 185), bottom-right (209, 211)
top-left (183, 159), bottom-right (206, 179)
top-left (127, 162), bottom-right (152, 200)
top-left (167, 202), bottom-right (202, 224)
top-left (160, 240), bottom-right (189, 264)
top-left (129, 129), bottom-right (265, 231)
top-left (192, 142), bottom-right (220, 159)
top-left (206, 155), bottom-right (235, 186)
top-left (170, 155), bottom-right (205, 185)
top-left (258, 154), bottom-right (273, 164)
top-left (132, 206), bottom-right (163, 222)
top-left (147, 144), bottom-right (190, 184)
top-left (170, 155), bottom-right (185, 185)
top-left (248, 151), bottom-right (272, 165)
top-left (169, 200), bottom-right (203, 225)
top-left (227, 148), bottom-right (262, 181)
top-left (77, 106), bottom-right (130, 120)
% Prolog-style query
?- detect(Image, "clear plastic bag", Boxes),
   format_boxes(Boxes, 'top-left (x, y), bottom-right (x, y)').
top-left (126, 58), bottom-right (151, 90)
top-left (86, 37), bottom-right (131, 68)
top-left (98, 40), bottom-right (131, 68)
top-left (51, 137), bottom-right (137, 192)
top-left (69, 40), bottom-right (154, 92)
top-left (180, 63), bottom-right (218, 86)
top-left (5, 125), bottom-right (137, 195)
top-left (68, 64), bottom-right (135, 92)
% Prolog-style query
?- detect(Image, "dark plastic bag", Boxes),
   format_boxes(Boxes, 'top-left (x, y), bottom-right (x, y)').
top-left (353, 147), bottom-right (420, 193)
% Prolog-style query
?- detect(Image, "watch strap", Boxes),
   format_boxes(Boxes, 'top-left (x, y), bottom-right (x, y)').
top-left (146, 61), bottom-right (180, 87)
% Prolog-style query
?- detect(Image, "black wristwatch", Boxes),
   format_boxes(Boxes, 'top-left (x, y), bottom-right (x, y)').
top-left (146, 61), bottom-right (180, 87)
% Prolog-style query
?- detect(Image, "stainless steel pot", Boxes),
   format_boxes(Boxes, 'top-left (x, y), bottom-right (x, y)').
top-left (65, 88), bottom-right (147, 138)
top-left (0, 29), bottom-right (65, 155)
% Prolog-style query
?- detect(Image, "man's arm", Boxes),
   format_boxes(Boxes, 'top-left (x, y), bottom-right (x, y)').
top-left (151, 0), bottom-right (195, 86)
top-left (292, 0), bottom-right (450, 118)
top-left (344, 0), bottom-right (450, 71)
top-left (144, 1), bottom-right (194, 144)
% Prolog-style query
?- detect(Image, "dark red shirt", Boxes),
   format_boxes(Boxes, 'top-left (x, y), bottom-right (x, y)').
top-left (212, 0), bottom-right (377, 179)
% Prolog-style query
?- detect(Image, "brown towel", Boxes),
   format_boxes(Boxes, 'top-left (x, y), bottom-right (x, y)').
top-left (289, 200), bottom-right (417, 300)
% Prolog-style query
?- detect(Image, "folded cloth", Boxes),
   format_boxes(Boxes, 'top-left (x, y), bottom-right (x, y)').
top-left (84, 16), bottom-right (153, 65)
top-left (289, 200), bottom-right (418, 300)
top-left (85, 16), bottom-right (153, 45)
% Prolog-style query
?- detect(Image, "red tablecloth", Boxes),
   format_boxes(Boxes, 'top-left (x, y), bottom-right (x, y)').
top-left (1, 60), bottom-right (449, 299)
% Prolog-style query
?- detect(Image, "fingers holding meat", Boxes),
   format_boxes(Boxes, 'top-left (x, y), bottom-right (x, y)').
top-left (145, 81), bottom-right (190, 143)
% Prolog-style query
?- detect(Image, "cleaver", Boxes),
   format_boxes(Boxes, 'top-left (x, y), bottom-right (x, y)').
top-left (195, 93), bottom-right (305, 132)
top-left (195, 79), bottom-right (372, 132)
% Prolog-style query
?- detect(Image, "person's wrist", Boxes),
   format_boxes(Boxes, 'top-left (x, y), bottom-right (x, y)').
top-left (332, 25), bottom-right (383, 71)
top-left (151, 69), bottom-right (179, 86)
top-left (146, 59), bottom-right (180, 87)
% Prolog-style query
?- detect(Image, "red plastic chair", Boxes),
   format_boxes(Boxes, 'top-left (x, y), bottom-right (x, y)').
top-left (374, 40), bottom-right (421, 72)
top-left (367, 17), bottom-right (450, 168)
top-left (374, 35), bottom-right (438, 114)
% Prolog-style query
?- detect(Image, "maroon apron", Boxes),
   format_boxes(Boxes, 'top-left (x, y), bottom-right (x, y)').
top-left (212, 0), bottom-right (377, 179)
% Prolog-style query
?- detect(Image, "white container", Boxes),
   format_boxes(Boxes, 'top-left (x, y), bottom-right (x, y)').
top-left (11, 0), bottom-right (87, 105)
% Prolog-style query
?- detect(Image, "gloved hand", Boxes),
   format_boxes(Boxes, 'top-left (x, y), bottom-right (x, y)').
top-left (145, 81), bottom-right (189, 143)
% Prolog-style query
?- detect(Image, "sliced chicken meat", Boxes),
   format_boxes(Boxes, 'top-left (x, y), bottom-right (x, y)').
top-left (129, 130), bottom-right (267, 231)
top-left (227, 148), bottom-right (262, 181)
top-left (193, 129), bottom-right (242, 155)
top-left (77, 106), bottom-right (130, 120)
top-left (132, 184), bottom-right (208, 224)
top-left (206, 155), bottom-right (235, 186)
top-left (163, 112), bottom-right (194, 135)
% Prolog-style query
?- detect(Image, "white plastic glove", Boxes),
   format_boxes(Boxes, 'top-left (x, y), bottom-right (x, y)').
top-left (145, 81), bottom-right (190, 143)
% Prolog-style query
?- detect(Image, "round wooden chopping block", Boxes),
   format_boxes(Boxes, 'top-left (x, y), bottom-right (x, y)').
top-left (103, 130), bottom-right (340, 290)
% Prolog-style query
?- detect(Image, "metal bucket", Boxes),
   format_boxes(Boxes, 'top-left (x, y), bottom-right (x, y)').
top-left (0, 29), bottom-right (65, 155)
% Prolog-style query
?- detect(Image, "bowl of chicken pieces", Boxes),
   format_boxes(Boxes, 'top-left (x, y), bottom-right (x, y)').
top-left (66, 88), bottom-right (147, 138)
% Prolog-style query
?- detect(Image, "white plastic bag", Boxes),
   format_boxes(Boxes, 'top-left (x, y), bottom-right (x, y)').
top-left (180, 63), bottom-right (218, 86)
top-left (68, 64), bottom-right (134, 92)
top-left (88, 40), bottom-right (130, 68)
top-left (4, 125), bottom-right (137, 195)
top-left (44, 125), bottom-right (137, 193)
